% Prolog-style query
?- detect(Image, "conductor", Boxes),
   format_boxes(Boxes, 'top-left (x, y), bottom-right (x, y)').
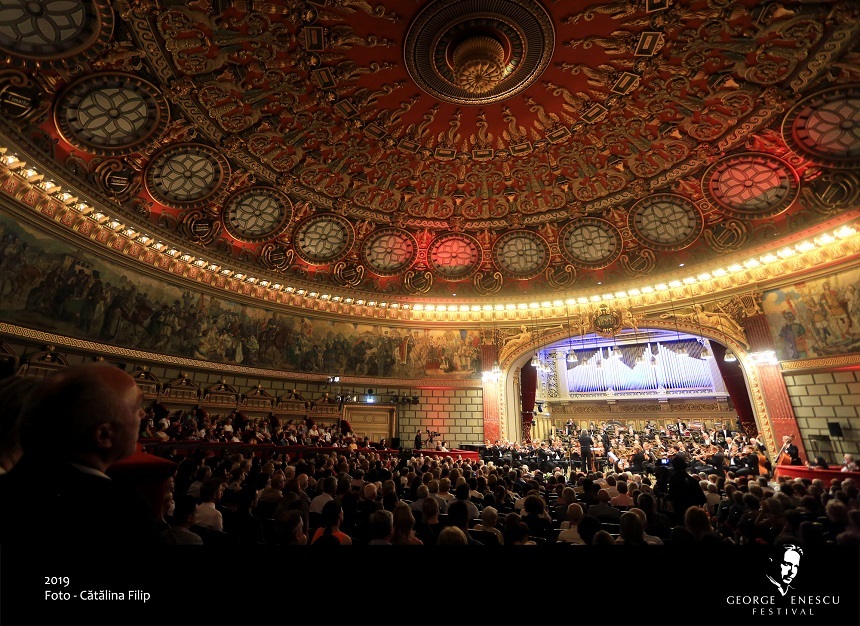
top-left (579, 429), bottom-right (594, 474)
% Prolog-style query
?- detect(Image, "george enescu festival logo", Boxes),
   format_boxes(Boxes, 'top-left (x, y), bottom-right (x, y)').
top-left (724, 544), bottom-right (841, 618)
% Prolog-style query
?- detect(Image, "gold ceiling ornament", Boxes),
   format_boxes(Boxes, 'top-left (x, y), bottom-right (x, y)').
top-left (590, 304), bottom-right (622, 338)
top-left (452, 36), bottom-right (506, 94)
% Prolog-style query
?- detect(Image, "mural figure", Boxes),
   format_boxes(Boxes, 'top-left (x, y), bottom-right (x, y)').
top-left (0, 216), bottom-right (480, 379)
top-left (763, 268), bottom-right (860, 360)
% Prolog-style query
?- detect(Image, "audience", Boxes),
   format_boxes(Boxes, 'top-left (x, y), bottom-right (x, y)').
top-left (0, 365), bottom-right (857, 555)
top-left (0, 363), bottom-right (163, 546)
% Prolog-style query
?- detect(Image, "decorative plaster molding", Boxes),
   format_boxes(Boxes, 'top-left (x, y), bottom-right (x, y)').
top-left (780, 354), bottom-right (860, 372)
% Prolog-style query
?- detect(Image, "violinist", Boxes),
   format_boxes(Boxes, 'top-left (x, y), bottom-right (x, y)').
top-left (736, 445), bottom-right (759, 477)
top-left (629, 445), bottom-right (646, 474)
top-left (642, 441), bottom-right (658, 475)
top-left (707, 445), bottom-right (727, 477)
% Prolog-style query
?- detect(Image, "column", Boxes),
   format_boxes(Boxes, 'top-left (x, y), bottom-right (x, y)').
top-left (481, 343), bottom-right (501, 444)
top-left (556, 351), bottom-right (571, 399)
top-left (743, 310), bottom-right (807, 461)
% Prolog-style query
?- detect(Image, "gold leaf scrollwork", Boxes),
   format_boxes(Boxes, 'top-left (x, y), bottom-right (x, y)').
top-left (800, 170), bottom-right (860, 215)
top-left (93, 159), bottom-right (141, 201)
top-left (179, 210), bottom-right (221, 245)
top-left (332, 261), bottom-right (364, 287)
top-left (403, 270), bottom-right (433, 294)
top-left (702, 219), bottom-right (749, 253)
top-left (590, 304), bottom-right (622, 338)
top-left (473, 271), bottom-right (503, 295)
top-left (260, 243), bottom-right (293, 271)
top-left (0, 69), bottom-right (50, 124)
top-left (619, 248), bottom-right (655, 276)
top-left (546, 263), bottom-right (576, 288)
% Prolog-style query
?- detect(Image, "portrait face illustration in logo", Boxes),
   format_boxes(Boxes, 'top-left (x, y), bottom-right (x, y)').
top-left (767, 544), bottom-right (802, 596)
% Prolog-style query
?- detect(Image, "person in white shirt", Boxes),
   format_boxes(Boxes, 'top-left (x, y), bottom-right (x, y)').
top-left (194, 478), bottom-right (225, 531)
top-left (309, 475), bottom-right (337, 514)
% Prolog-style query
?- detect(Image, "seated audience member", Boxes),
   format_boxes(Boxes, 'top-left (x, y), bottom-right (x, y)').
top-left (588, 489), bottom-right (622, 522)
top-left (452, 482), bottom-right (480, 521)
top-left (508, 521), bottom-right (537, 545)
top-left (0, 363), bottom-right (163, 546)
top-left (521, 494), bottom-right (554, 540)
top-left (366, 509), bottom-right (394, 545)
top-left (0, 375), bottom-right (39, 475)
top-left (311, 499), bottom-right (352, 545)
top-left (577, 515), bottom-right (603, 545)
top-left (472, 506), bottom-right (504, 545)
top-left (591, 530), bottom-right (616, 545)
top-left (278, 508), bottom-right (308, 545)
top-left (448, 500), bottom-right (483, 545)
top-left (836, 509), bottom-right (860, 545)
top-left (195, 478), bottom-right (226, 531)
top-left (609, 481), bottom-right (634, 508)
top-left (628, 508), bottom-right (664, 545)
top-left (557, 504), bottom-right (585, 544)
top-left (841, 454), bottom-right (858, 473)
top-left (162, 495), bottom-right (203, 545)
top-left (437, 526), bottom-right (468, 545)
top-left (414, 495), bottom-right (440, 545)
top-left (391, 501), bottom-right (423, 545)
top-left (808, 456), bottom-right (830, 470)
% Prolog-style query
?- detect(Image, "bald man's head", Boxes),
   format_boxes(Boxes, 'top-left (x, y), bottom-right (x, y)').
top-left (20, 363), bottom-right (143, 470)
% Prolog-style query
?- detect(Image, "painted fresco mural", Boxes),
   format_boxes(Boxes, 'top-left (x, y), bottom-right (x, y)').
top-left (0, 215), bottom-right (481, 378)
top-left (762, 266), bottom-right (860, 361)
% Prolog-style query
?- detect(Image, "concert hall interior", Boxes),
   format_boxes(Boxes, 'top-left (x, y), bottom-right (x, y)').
top-left (1, 0), bottom-right (860, 541)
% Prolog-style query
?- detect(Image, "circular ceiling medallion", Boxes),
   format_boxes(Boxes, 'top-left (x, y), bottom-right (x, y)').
top-left (0, 0), bottom-right (112, 62)
top-left (294, 213), bottom-right (355, 265)
top-left (404, 0), bottom-right (555, 105)
top-left (492, 229), bottom-right (550, 279)
top-left (628, 194), bottom-right (703, 251)
top-left (222, 187), bottom-right (292, 243)
top-left (559, 218), bottom-right (622, 269)
top-left (782, 84), bottom-right (860, 169)
top-left (361, 228), bottom-right (418, 276)
top-left (427, 233), bottom-right (482, 280)
top-left (145, 143), bottom-right (230, 209)
top-left (703, 153), bottom-right (800, 219)
top-left (55, 73), bottom-right (169, 155)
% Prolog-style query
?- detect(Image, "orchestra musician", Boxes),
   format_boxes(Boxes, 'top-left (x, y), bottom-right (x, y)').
top-left (707, 446), bottom-right (727, 477)
top-left (629, 446), bottom-right (646, 474)
top-left (642, 441), bottom-right (658, 475)
top-left (776, 435), bottom-right (803, 466)
top-left (716, 425), bottom-right (732, 448)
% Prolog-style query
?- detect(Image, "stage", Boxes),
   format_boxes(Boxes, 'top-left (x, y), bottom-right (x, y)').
top-left (411, 448), bottom-right (480, 462)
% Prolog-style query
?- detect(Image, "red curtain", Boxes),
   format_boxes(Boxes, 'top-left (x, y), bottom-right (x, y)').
top-left (711, 342), bottom-right (757, 436)
top-left (521, 363), bottom-right (537, 442)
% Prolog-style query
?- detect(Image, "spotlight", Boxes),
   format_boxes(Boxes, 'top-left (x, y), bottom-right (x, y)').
top-left (412, 396), bottom-right (419, 405)
top-left (390, 395), bottom-right (400, 403)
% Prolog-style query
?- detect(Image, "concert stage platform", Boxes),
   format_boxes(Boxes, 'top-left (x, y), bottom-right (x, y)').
top-left (412, 448), bottom-right (480, 462)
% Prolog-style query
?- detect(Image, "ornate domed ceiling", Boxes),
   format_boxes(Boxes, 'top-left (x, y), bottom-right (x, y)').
top-left (0, 0), bottom-right (859, 305)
